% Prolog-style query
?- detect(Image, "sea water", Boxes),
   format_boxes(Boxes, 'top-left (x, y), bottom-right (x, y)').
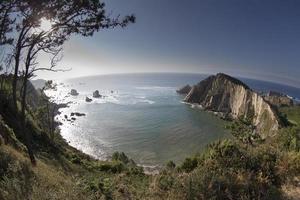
top-left (46, 73), bottom-right (300, 167)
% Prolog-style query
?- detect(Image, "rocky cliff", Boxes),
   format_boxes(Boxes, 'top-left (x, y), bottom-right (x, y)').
top-left (180, 73), bottom-right (280, 137)
top-left (176, 85), bottom-right (192, 94)
top-left (263, 91), bottom-right (294, 107)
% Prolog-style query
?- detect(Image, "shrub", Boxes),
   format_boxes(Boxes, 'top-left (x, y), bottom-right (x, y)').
top-left (70, 154), bottom-right (82, 164)
top-left (180, 157), bottom-right (198, 173)
top-left (157, 174), bottom-right (175, 190)
top-left (166, 160), bottom-right (176, 170)
top-left (278, 127), bottom-right (300, 152)
top-left (97, 162), bottom-right (125, 173)
top-left (112, 152), bottom-right (129, 164)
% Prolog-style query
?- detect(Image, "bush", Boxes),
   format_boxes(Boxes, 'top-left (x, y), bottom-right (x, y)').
top-left (278, 127), bottom-right (300, 152)
top-left (157, 174), bottom-right (175, 190)
top-left (180, 157), bottom-right (198, 173)
top-left (166, 160), bottom-right (176, 170)
top-left (112, 152), bottom-right (129, 164)
top-left (97, 162), bottom-right (125, 173)
top-left (70, 154), bottom-right (83, 164)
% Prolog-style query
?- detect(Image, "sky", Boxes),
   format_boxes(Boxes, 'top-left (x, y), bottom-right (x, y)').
top-left (36, 0), bottom-right (300, 88)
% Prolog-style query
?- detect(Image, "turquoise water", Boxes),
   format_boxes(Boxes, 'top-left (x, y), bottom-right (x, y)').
top-left (47, 73), bottom-right (300, 167)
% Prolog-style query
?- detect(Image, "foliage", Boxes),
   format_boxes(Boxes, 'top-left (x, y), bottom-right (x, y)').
top-left (112, 151), bottom-right (130, 164)
top-left (166, 160), bottom-right (176, 170)
top-left (0, 147), bottom-right (34, 200)
top-left (226, 117), bottom-right (263, 145)
top-left (279, 106), bottom-right (300, 126)
top-left (179, 157), bottom-right (198, 173)
top-left (277, 126), bottom-right (300, 152)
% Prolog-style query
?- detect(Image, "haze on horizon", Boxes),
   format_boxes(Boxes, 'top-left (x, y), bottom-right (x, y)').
top-left (36, 0), bottom-right (300, 88)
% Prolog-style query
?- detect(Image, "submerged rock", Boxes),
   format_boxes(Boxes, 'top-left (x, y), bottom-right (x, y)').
top-left (176, 84), bottom-right (192, 94)
top-left (181, 73), bottom-right (280, 137)
top-left (85, 97), bottom-right (92, 102)
top-left (70, 89), bottom-right (79, 96)
top-left (93, 90), bottom-right (102, 98)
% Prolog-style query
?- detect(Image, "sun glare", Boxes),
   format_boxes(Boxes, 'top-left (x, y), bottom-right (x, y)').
top-left (39, 18), bottom-right (52, 32)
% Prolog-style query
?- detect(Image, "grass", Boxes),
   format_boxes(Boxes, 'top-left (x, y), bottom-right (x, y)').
top-left (279, 105), bottom-right (300, 126)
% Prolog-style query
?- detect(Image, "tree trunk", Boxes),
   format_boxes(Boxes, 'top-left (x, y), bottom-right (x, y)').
top-left (46, 102), bottom-right (52, 138)
top-left (12, 26), bottom-right (27, 112)
top-left (21, 75), bottom-right (36, 165)
top-left (12, 46), bottom-right (21, 111)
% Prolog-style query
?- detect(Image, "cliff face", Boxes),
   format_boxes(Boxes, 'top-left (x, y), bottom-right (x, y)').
top-left (182, 73), bottom-right (280, 137)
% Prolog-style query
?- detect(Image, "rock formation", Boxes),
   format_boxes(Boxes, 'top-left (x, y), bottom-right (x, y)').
top-left (93, 90), bottom-right (102, 98)
top-left (176, 85), bottom-right (192, 94)
top-left (180, 73), bottom-right (280, 137)
top-left (71, 112), bottom-right (86, 117)
top-left (70, 89), bottom-right (79, 96)
top-left (263, 91), bottom-right (293, 107)
top-left (85, 97), bottom-right (92, 102)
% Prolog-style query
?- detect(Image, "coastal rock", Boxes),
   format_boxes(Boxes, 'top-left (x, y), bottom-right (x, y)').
top-left (93, 90), bottom-right (102, 98)
top-left (182, 73), bottom-right (280, 137)
top-left (85, 97), bottom-right (92, 102)
top-left (71, 112), bottom-right (86, 117)
top-left (70, 89), bottom-right (79, 96)
top-left (176, 84), bottom-right (192, 94)
top-left (263, 91), bottom-right (294, 107)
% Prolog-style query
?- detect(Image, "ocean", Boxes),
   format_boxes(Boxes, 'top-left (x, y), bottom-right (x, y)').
top-left (46, 73), bottom-right (300, 168)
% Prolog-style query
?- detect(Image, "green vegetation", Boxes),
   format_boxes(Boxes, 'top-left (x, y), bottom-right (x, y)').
top-left (280, 106), bottom-right (300, 126)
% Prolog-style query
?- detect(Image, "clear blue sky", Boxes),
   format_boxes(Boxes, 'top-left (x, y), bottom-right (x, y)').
top-left (37, 0), bottom-right (300, 88)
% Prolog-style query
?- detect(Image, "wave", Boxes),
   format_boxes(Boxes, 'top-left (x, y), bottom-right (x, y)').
top-left (181, 101), bottom-right (203, 109)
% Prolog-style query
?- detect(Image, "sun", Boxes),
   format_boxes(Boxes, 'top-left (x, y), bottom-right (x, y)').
top-left (39, 18), bottom-right (52, 32)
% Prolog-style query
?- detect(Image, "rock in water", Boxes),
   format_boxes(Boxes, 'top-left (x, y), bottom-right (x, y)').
top-left (85, 97), bottom-right (92, 102)
top-left (71, 112), bottom-right (86, 117)
top-left (70, 89), bottom-right (79, 96)
top-left (176, 85), bottom-right (192, 94)
top-left (182, 73), bottom-right (280, 137)
top-left (93, 90), bottom-right (102, 98)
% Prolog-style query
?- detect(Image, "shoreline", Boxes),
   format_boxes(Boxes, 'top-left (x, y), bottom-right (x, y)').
top-left (54, 102), bottom-right (163, 175)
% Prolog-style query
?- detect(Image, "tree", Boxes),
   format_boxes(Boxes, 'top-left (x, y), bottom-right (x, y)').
top-left (11, 0), bottom-right (135, 111)
top-left (8, 0), bottom-right (135, 164)
top-left (0, 0), bottom-right (15, 46)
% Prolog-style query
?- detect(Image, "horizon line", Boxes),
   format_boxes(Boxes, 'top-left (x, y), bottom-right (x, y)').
top-left (34, 71), bottom-right (300, 90)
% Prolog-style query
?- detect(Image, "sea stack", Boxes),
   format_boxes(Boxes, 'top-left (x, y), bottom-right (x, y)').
top-left (180, 73), bottom-right (280, 137)
top-left (85, 97), bottom-right (92, 102)
top-left (70, 89), bottom-right (79, 96)
top-left (93, 90), bottom-right (102, 98)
